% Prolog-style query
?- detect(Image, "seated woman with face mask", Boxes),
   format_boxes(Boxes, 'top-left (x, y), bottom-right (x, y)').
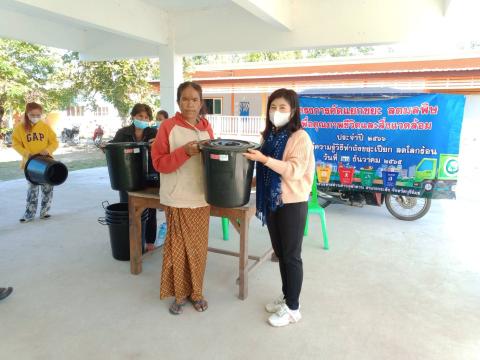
top-left (111, 103), bottom-right (158, 252)
top-left (112, 103), bottom-right (156, 144)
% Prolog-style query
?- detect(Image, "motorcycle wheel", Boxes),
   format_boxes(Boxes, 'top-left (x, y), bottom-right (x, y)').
top-left (385, 194), bottom-right (431, 221)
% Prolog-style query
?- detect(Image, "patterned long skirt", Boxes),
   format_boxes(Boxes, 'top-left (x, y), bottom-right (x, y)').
top-left (160, 206), bottom-right (210, 302)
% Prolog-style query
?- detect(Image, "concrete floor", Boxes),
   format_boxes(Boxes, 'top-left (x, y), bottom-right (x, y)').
top-left (0, 167), bottom-right (479, 360)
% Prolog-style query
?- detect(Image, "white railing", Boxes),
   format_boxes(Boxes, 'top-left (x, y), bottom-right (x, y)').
top-left (206, 115), bottom-right (265, 137)
top-left (60, 114), bottom-right (265, 140)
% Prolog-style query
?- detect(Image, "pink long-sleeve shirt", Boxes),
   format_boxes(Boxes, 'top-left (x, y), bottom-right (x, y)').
top-left (264, 129), bottom-right (315, 203)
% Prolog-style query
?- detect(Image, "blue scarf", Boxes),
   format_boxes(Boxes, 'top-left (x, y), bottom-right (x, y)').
top-left (256, 128), bottom-right (289, 225)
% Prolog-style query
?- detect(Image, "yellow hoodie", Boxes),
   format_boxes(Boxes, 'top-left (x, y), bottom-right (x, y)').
top-left (12, 120), bottom-right (59, 169)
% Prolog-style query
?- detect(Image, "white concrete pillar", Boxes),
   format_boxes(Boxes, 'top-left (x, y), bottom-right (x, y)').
top-left (158, 45), bottom-right (183, 117)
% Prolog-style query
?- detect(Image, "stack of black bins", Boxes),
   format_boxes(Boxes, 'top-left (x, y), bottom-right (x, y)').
top-left (99, 202), bottom-right (149, 261)
top-left (200, 139), bottom-right (259, 208)
top-left (103, 142), bottom-right (158, 260)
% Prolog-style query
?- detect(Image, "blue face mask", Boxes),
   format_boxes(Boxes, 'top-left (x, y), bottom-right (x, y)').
top-left (133, 119), bottom-right (149, 129)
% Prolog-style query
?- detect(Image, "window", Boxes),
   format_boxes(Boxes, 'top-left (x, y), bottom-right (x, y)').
top-left (204, 98), bottom-right (222, 114)
top-left (94, 107), bottom-right (109, 116)
top-left (66, 106), bottom-right (85, 116)
top-left (417, 160), bottom-right (434, 172)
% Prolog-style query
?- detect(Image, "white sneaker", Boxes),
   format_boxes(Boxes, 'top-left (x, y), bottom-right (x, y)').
top-left (265, 295), bottom-right (285, 313)
top-left (268, 304), bottom-right (302, 327)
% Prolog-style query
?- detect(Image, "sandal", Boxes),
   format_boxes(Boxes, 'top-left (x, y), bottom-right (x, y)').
top-left (146, 243), bottom-right (156, 252)
top-left (189, 297), bottom-right (208, 312)
top-left (169, 299), bottom-right (187, 315)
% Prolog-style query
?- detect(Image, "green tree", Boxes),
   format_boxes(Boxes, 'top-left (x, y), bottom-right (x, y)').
top-left (243, 50), bottom-right (303, 62)
top-left (183, 47), bottom-right (374, 72)
top-left (306, 46), bottom-right (374, 58)
top-left (64, 53), bottom-right (157, 125)
top-left (0, 39), bottom-right (75, 114)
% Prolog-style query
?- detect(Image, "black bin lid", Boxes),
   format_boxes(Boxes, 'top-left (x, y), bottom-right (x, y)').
top-left (105, 142), bottom-right (148, 148)
top-left (201, 139), bottom-right (259, 152)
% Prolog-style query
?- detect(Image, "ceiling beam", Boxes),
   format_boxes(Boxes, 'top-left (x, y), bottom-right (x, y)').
top-left (4, 0), bottom-right (169, 45)
top-left (0, 4), bottom-right (87, 51)
top-left (231, 0), bottom-right (293, 31)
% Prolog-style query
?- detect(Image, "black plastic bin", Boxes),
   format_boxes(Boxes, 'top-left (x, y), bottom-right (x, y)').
top-left (104, 142), bottom-right (159, 191)
top-left (200, 139), bottom-right (259, 208)
top-left (104, 142), bottom-right (147, 191)
top-left (143, 143), bottom-right (160, 187)
top-left (98, 202), bottom-right (149, 261)
top-left (24, 155), bottom-right (68, 186)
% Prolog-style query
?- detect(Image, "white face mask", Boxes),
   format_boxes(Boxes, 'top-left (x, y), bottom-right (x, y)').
top-left (269, 111), bottom-right (291, 128)
top-left (29, 115), bottom-right (42, 124)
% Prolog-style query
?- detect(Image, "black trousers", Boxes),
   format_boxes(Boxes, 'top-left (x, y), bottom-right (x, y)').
top-left (119, 191), bottom-right (157, 244)
top-left (266, 201), bottom-right (308, 311)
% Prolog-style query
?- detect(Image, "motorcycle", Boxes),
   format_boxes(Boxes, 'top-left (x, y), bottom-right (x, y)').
top-left (1, 128), bottom-right (13, 147)
top-left (61, 126), bottom-right (80, 145)
top-left (317, 187), bottom-right (431, 221)
top-left (92, 126), bottom-right (104, 146)
top-left (93, 136), bottom-right (103, 147)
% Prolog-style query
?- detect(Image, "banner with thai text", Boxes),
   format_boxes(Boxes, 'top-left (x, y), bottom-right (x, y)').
top-left (300, 94), bottom-right (466, 199)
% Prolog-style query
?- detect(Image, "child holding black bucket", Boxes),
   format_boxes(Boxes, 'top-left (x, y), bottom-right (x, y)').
top-left (12, 102), bottom-right (59, 223)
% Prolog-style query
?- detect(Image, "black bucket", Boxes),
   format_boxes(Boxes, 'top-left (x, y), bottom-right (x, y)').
top-left (143, 143), bottom-right (160, 187)
top-left (104, 202), bottom-right (131, 216)
top-left (24, 155), bottom-right (68, 186)
top-left (200, 139), bottom-right (259, 208)
top-left (98, 202), bottom-right (149, 261)
top-left (104, 142), bottom-right (159, 191)
top-left (105, 142), bottom-right (147, 191)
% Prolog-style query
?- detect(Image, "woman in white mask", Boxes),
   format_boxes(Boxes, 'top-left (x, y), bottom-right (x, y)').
top-left (12, 102), bottom-right (59, 222)
top-left (244, 88), bottom-right (315, 327)
top-left (111, 103), bottom-right (156, 145)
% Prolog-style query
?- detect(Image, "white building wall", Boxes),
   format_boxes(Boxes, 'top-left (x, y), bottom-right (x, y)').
top-left (457, 94), bottom-right (480, 201)
top-left (233, 93), bottom-right (263, 117)
top-left (59, 98), bottom-right (122, 139)
top-left (204, 92), bottom-right (264, 116)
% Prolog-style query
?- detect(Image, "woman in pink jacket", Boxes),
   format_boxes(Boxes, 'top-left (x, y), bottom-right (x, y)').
top-left (244, 88), bottom-right (315, 327)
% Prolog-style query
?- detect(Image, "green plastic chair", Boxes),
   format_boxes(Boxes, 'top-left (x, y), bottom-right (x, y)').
top-left (223, 172), bottom-right (329, 250)
top-left (304, 171), bottom-right (329, 250)
top-left (222, 217), bottom-right (229, 240)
